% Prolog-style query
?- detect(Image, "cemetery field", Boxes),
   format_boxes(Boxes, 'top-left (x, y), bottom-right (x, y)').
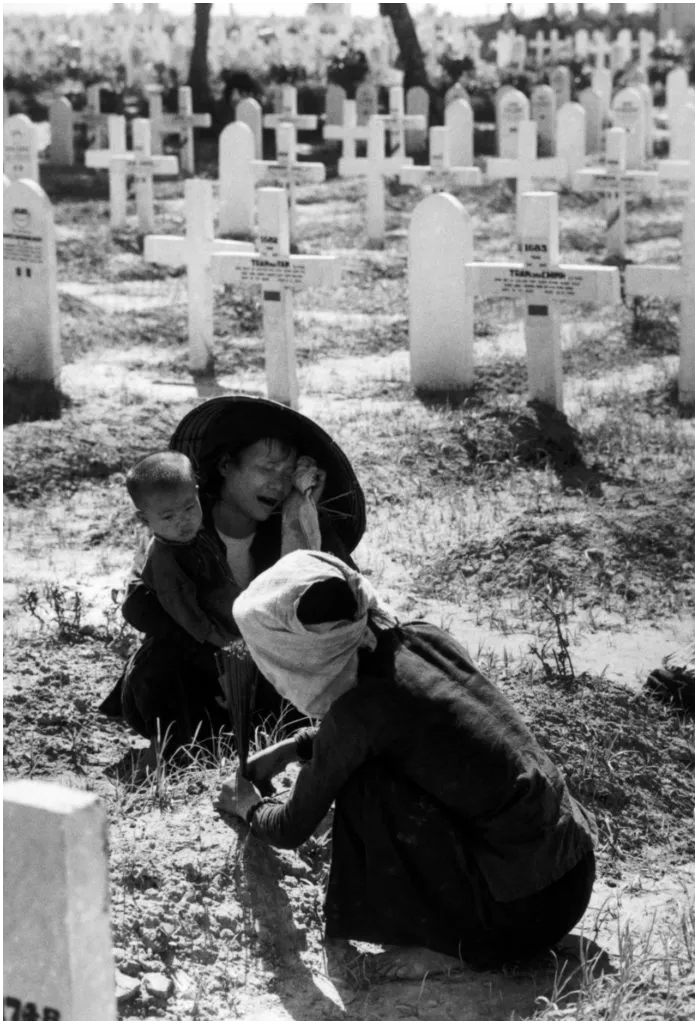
top-left (3, 151), bottom-right (695, 1021)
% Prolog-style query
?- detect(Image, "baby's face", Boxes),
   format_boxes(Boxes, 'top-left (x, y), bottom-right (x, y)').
top-left (140, 482), bottom-right (203, 543)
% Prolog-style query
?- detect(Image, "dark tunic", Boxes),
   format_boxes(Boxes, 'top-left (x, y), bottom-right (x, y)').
top-left (250, 622), bottom-right (597, 963)
top-left (100, 509), bottom-right (357, 751)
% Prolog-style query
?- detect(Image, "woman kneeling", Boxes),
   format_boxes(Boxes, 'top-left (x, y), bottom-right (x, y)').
top-left (217, 550), bottom-right (597, 976)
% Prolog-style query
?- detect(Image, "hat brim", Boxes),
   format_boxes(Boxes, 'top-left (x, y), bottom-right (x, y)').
top-left (169, 395), bottom-right (366, 553)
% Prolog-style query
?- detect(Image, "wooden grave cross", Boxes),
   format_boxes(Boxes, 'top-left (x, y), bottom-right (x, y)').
top-left (71, 83), bottom-right (111, 148)
top-left (84, 115), bottom-right (130, 228)
top-left (87, 117), bottom-right (179, 233)
top-left (211, 187), bottom-right (342, 409)
top-left (486, 120), bottom-right (568, 237)
top-left (590, 30), bottom-right (612, 69)
top-left (378, 86), bottom-right (426, 167)
top-left (263, 84), bottom-right (318, 141)
top-left (3, 178), bottom-right (60, 384)
top-left (322, 99), bottom-right (369, 176)
top-left (143, 178), bottom-right (255, 374)
top-left (572, 126), bottom-right (659, 259)
top-left (148, 85), bottom-right (211, 174)
top-left (464, 191), bottom-right (621, 411)
top-left (400, 127), bottom-right (482, 188)
top-left (3, 780), bottom-right (117, 1021)
top-left (626, 128), bottom-right (695, 405)
top-left (252, 122), bottom-right (325, 243)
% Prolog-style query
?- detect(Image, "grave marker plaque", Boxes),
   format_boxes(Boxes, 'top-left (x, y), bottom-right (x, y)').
top-left (3, 179), bottom-right (60, 382)
top-left (3, 780), bottom-right (117, 1021)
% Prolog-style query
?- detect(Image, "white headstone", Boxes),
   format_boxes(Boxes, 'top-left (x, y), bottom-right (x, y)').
top-left (612, 87), bottom-right (646, 168)
top-left (574, 28), bottom-right (590, 60)
top-left (445, 97), bottom-right (474, 167)
top-left (511, 34), bottom-right (527, 71)
top-left (638, 29), bottom-right (655, 68)
top-left (144, 178), bottom-right (255, 373)
top-left (146, 83), bottom-right (165, 155)
top-left (464, 191), bottom-right (621, 410)
top-left (578, 87), bottom-right (604, 154)
top-left (556, 102), bottom-right (586, 179)
top-left (236, 97), bottom-right (263, 160)
top-left (382, 86), bottom-right (425, 165)
top-left (531, 30), bottom-right (548, 68)
top-left (531, 85), bottom-right (556, 157)
top-left (610, 39), bottom-right (627, 74)
top-left (495, 29), bottom-right (514, 68)
top-left (3, 781), bottom-right (116, 1021)
top-left (408, 192), bottom-right (474, 391)
top-left (4, 114), bottom-right (39, 182)
top-left (211, 187), bottom-right (342, 408)
top-left (445, 81), bottom-right (468, 109)
top-left (497, 88), bottom-right (530, 158)
top-left (669, 102), bottom-right (696, 161)
top-left (4, 179), bottom-right (60, 382)
top-left (592, 67), bottom-right (612, 116)
top-left (49, 97), bottom-right (74, 165)
top-left (406, 85), bottom-right (429, 154)
top-left (666, 66), bottom-right (689, 123)
top-left (635, 81), bottom-right (654, 159)
top-left (219, 121), bottom-right (255, 237)
top-left (325, 83), bottom-right (346, 126)
top-left (550, 65), bottom-right (572, 109)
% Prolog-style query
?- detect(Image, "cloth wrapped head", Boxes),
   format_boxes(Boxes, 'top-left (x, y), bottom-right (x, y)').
top-left (233, 550), bottom-right (398, 718)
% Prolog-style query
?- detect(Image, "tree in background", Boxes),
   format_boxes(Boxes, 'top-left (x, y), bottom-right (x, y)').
top-left (188, 2), bottom-right (212, 110)
top-left (378, 3), bottom-right (429, 92)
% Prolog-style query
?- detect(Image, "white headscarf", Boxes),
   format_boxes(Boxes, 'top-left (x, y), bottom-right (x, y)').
top-left (233, 550), bottom-right (398, 718)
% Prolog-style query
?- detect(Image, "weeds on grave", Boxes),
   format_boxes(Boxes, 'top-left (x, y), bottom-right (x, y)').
top-left (629, 296), bottom-right (680, 354)
top-left (18, 584), bottom-right (130, 646)
top-left (529, 594), bottom-right (577, 684)
top-left (534, 902), bottom-right (695, 1021)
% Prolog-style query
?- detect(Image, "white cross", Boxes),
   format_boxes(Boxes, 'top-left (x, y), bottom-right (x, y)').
top-left (84, 115), bottom-right (129, 227)
top-left (590, 30), bottom-right (612, 69)
top-left (486, 120), bottom-right (567, 238)
top-left (86, 117), bottom-right (178, 233)
top-left (573, 127), bottom-right (659, 259)
top-left (252, 123), bottom-right (325, 243)
top-left (531, 31), bottom-right (548, 67)
top-left (147, 86), bottom-right (211, 174)
top-left (464, 191), bottom-right (621, 411)
top-left (211, 187), bottom-right (342, 409)
top-left (263, 84), bottom-right (318, 143)
top-left (400, 127), bottom-right (482, 188)
top-left (72, 83), bottom-right (110, 148)
top-left (143, 178), bottom-right (255, 374)
top-left (365, 113), bottom-right (414, 244)
top-left (322, 98), bottom-right (369, 176)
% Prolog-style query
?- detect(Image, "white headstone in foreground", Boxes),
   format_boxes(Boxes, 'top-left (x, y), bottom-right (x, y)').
top-left (3, 780), bottom-right (117, 1021)
top-left (144, 178), bottom-right (255, 374)
top-left (4, 114), bottom-right (39, 182)
top-left (212, 187), bottom-right (342, 409)
top-left (464, 191), bottom-right (621, 410)
top-left (408, 192), bottom-right (474, 391)
top-left (219, 121), bottom-right (256, 236)
top-left (3, 179), bottom-right (60, 382)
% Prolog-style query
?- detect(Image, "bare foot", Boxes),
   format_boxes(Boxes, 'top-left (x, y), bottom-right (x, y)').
top-left (370, 946), bottom-right (466, 981)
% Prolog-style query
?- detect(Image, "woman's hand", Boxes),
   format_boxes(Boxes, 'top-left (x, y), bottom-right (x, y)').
top-left (216, 772), bottom-right (263, 821)
top-left (293, 457), bottom-right (326, 504)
